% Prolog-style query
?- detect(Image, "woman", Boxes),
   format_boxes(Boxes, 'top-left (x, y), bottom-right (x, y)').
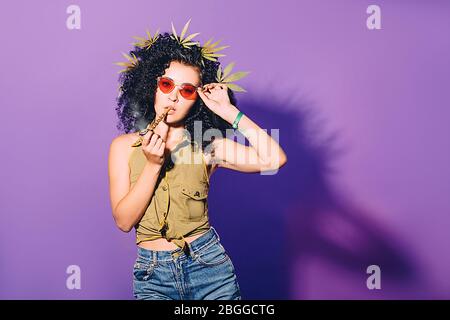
top-left (108, 24), bottom-right (287, 300)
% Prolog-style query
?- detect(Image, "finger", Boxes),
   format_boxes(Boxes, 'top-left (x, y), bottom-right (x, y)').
top-left (158, 141), bottom-right (166, 155)
top-left (142, 130), bottom-right (154, 147)
top-left (203, 83), bottom-right (215, 91)
top-left (152, 113), bottom-right (170, 137)
top-left (153, 132), bottom-right (161, 142)
top-left (157, 120), bottom-right (169, 141)
top-left (147, 133), bottom-right (159, 149)
top-left (197, 88), bottom-right (209, 101)
top-left (154, 136), bottom-right (163, 151)
top-left (154, 133), bottom-right (163, 144)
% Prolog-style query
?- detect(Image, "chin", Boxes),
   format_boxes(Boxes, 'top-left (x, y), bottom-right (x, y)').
top-left (165, 115), bottom-right (184, 125)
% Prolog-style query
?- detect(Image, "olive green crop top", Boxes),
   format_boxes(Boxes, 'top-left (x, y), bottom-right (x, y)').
top-left (128, 132), bottom-right (211, 253)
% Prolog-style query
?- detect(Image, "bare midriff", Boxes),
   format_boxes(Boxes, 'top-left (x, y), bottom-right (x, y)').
top-left (137, 230), bottom-right (208, 251)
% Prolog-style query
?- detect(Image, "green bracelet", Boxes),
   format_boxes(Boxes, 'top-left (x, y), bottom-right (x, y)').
top-left (232, 111), bottom-right (244, 129)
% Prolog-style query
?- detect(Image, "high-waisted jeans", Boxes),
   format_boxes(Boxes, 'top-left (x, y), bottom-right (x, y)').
top-left (133, 226), bottom-right (242, 300)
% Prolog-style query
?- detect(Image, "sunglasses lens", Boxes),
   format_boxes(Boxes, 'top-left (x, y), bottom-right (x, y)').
top-left (180, 85), bottom-right (197, 100)
top-left (158, 77), bottom-right (197, 100)
top-left (158, 78), bottom-right (174, 93)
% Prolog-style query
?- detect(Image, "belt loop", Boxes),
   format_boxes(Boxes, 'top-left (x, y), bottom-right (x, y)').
top-left (212, 226), bottom-right (220, 241)
top-left (187, 241), bottom-right (198, 259)
top-left (152, 250), bottom-right (157, 265)
top-left (185, 241), bottom-right (193, 256)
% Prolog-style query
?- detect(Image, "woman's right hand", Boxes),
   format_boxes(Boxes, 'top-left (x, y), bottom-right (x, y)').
top-left (142, 131), bottom-right (166, 166)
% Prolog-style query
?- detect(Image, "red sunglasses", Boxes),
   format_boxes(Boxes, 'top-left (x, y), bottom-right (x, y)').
top-left (157, 76), bottom-right (201, 100)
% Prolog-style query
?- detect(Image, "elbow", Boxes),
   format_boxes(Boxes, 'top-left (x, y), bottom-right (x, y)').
top-left (278, 152), bottom-right (287, 168)
top-left (260, 154), bottom-right (287, 173)
top-left (270, 151), bottom-right (288, 170)
top-left (113, 212), bottom-right (133, 233)
top-left (117, 223), bottom-right (133, 233)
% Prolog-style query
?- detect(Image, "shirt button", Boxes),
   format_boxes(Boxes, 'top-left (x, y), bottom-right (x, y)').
top-left (162, 186), bottom-right (167, 191)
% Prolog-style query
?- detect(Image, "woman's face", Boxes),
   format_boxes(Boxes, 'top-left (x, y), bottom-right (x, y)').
top-left (154, 60), bottom-right (201, 125)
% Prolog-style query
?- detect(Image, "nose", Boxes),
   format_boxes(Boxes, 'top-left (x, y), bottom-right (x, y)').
top-left (168, 86), bottom-right (179, 102)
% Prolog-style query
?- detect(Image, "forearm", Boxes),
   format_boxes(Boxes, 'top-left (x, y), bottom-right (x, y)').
top-left (222, 104), bottom-right (287, 167)
top-left (113, 162), bottom-right (162, 232)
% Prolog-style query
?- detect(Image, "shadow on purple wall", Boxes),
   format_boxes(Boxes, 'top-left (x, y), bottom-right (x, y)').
top-left (207, 92), bottom-right (420, 299)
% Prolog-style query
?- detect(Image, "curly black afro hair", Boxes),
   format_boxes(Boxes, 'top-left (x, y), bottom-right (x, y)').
top-left (115, 32), bottom-right (238, 153)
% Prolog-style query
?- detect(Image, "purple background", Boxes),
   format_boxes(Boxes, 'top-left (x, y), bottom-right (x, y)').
top-left (1, 0), bottom-right (449, 299)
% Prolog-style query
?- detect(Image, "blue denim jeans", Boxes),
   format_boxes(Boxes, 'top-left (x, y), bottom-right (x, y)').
top-left (133, 227), bottom-right (242, 300)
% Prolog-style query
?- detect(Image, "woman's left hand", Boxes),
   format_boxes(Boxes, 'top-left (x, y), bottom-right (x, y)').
top-left (197, 83), bottom-right (233, 116)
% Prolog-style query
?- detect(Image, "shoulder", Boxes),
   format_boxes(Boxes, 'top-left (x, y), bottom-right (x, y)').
top-left (110, 132), bottom-right (139, 150)
top-left (110, 131), bottom-right (139, 146)
top-left (109, 132), bottom-right (140, 162)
